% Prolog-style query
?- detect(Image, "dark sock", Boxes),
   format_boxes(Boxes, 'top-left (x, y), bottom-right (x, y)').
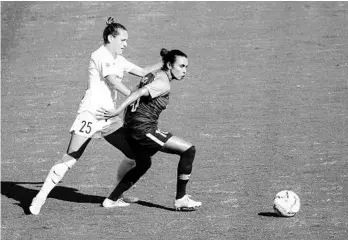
top-left (176, 179), bottom-right (189, 199)
top-left (108, 152), bottom-right (152, 201)
top-left (109, 180), bottom-right (133, 201)
top-left (175, 146), bottom-right (196, 199)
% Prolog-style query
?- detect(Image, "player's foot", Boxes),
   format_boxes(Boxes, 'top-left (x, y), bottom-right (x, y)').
top-left (174, 195), bottom-right (202, 211)
top-left (29, 196), bottom-right (46, 215)
top-left (102, 198), bottom-right (130, 208)
top-left (120, 194), bottom-right (139, 203)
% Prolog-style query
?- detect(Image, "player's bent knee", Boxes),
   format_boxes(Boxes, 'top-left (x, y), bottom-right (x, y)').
top-left (50, 162), bottom-right (69, 184)
top-left (49, 154), bottom-right (77, 184)
top-left (178, 146), bottom-right (196, 174)
top-left (183, 145), bottom-right (196, 159)
top-left (56, 154), bottom-right (77, 168)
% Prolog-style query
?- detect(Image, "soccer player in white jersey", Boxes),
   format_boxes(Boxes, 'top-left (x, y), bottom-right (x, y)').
top-left (29, 17), bottom-right (162, 215)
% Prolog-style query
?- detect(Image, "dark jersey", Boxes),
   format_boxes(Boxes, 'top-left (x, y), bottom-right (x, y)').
top-left (124, 70), bottom-right (171, 139)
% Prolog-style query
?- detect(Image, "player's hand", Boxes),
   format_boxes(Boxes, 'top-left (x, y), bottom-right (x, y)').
top-left (96, 108), bottom-right (119, 120)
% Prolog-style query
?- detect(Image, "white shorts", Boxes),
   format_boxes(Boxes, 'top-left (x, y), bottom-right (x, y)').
top-left (70, 111), bottom-right (123, 139)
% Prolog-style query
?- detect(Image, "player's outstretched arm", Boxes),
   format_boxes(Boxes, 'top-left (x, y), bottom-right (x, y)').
top-left (96, 87), bottom-right (149, 120)
top-left (105, 75), bottom-right (131, 96)
top-left (129, 62), bottom-right (162, 77)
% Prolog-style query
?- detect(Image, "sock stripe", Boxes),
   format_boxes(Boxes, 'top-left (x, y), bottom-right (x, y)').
top-left (178, 174), bottom-right (191, 180)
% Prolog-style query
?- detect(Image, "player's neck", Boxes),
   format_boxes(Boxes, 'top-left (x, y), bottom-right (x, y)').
top-left (104, 45), bottom-right (118, 59)
top-left (164, 70), bottom-right (173, 82)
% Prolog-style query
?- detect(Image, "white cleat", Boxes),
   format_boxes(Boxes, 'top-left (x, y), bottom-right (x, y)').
top-left (29, 196), bottom-right (46, 215)
top-left (102, 198), bottom-right (130, 208)
top-left (174, 195), bottom-right (202, 211)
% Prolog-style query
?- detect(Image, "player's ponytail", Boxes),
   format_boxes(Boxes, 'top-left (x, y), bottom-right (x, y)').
top-left (103, 17), bottom-right (127, 44)
top-left (160, 48), bottom-right (169, 57)
top-left (106, 17), bottom-right (115, 25)
top-left (160, 48), bottom-right (187, 71)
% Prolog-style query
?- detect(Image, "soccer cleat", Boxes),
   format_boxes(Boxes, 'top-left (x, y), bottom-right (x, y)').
top-left (120, 194), bottom-right (139, 203)
top-left (29, 196), bottom-right (46, 215)
top-left (174, 195), bottom-right (202, 211)
top-left (102, 198), bottom-right (130, 208)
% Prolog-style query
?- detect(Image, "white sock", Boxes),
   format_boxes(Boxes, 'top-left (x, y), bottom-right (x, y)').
top-left (36, 154), bottom-right (76, 200)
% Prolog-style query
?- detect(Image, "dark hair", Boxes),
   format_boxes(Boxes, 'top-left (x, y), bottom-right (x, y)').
top-left (160, 48), bottom-right (187, 71)
top-left (103, 17), bottom-right (127, 44)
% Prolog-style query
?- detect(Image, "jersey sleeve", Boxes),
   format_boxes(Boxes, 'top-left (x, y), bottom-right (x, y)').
top-left (90, 54), bottom-right (111, 78)
top-left (100, 58), bottom-right (117, 78)
top-left (144, 77), bottom-right (170, 99)
top-left (88, 58), bottom-right (100, 79)
top-left (122, 57), bottom-right (137, 73)
top-left (100, 56), bottom-right (136, 78)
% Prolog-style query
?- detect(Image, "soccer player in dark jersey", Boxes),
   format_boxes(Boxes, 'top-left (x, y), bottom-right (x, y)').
top-left (97, 48), bottom-right (202, 211)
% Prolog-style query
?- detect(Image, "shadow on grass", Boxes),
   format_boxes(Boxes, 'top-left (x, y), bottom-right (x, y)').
top-left (135, 200), bottom-right (201, 212)
top-left (1, 181), bottom-right (184, 214)
top-left (1, 181), bottom-right (104, 214)
top-left (258, 212), bottom-right (281, 217)
top-left (135, 200), bottom-right (176, 212)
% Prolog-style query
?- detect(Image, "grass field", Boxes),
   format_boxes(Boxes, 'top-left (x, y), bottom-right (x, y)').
top-left (1, 1), bottom-right (348, 240)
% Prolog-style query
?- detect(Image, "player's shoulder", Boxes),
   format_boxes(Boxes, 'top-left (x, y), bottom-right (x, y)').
top-left (141, 70), bottom-right (169, 87)
top-left (91, 45), bottom-right (103, 56)
top-left (152, 70), bottom-right (170, 90)
top-left (154, 70), bottom-right (166, 78)
top-left (153, 70), bottom-right (169, 82)
top-left (91, 45), bottom-right (109, 60)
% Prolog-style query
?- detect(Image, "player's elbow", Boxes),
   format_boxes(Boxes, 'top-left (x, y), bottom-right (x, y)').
top-left (128, 88), bottom-right (147, 103)
top-left (138, 87), bottom-right (149, 97)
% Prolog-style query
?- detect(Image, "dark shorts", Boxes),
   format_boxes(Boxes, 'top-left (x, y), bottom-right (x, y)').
top-left (104, 127), bottom-right (173, 159)
top-left (104, 127), bottom-right (137, 160)
top-left (131, 128), bottom-right (173, 156)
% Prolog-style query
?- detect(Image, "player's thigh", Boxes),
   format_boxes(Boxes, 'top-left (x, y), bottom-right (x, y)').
top-left (104, 127), bottom-right (137, 160)
top-left (70, 111), bottom-right (108, 139)
top-left (66, 133), bottom-right (91, 156)
top-left (160, 136), bottom-right (192, 155)
top-left (139, 128), bottom-right (173, 156)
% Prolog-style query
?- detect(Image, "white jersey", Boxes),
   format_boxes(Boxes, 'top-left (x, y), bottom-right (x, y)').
top-left (78, 45), bottom-right (137, 114)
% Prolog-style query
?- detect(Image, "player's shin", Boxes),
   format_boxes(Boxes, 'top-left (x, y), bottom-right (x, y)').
top-left (116, 157), bottom-right (136, 183)
top-left (36, 154), bottom-right (77, 200)
top-left (176, 145), bottom-right (195, 199)
top-left (108, 156), bottom-right (151, 201)
top-left (108, 180), bottom-right (134, 201)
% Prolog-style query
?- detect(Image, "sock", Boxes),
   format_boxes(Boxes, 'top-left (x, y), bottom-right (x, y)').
top-left (108, 154), bottom-right (151, 201)
top-left (175, 146), bottom-right (195, 200)
top-left (116, 157), bottom-right (136, 184)
top-left (109, 180), bottom-right (133, 201)
top-left (176, 174), bottom-right (190, 199)
top-left (36, 154), bottom-right (76, 200)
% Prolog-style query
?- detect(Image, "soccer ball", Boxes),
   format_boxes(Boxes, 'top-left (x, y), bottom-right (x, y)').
top-left (273, 190), bottom-right (300, 217)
